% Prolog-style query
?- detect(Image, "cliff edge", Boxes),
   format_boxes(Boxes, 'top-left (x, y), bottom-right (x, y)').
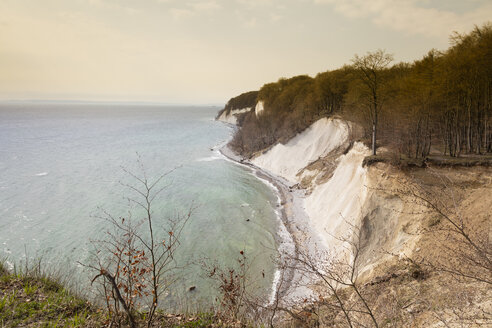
top-left (219, 101), bottom-right (491, 327)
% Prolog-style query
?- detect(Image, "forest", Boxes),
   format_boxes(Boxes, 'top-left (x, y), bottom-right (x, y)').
top-left (228, 23), bottom-right (492, 161)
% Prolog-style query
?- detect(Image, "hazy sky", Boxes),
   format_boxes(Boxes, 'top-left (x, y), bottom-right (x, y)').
top-left (1, 0), bottom-right (490, 104)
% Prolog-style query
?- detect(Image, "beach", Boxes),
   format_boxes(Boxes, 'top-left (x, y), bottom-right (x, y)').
top-left (219, 144), bottom-right (320, 305)
top-left (216, 115), bottom-right (374, 307)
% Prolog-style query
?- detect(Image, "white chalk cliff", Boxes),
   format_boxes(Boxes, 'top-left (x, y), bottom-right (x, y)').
top-left (250, 110), bottom-right (416, 271)
top-left (304, 142), bottom-right (369, 250)
top-left (217, 107), bottom-right (252, 125)
top-left (252, 116), bottom-right (370, 252)
top-left (255, 101), bottom-right (265, 117)
top-left (252, 118), bottom-right (350, 184)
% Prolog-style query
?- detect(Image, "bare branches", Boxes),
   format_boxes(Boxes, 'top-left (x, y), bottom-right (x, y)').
top-left (394, 170), bottom-right (491, 285)
top-left (275, 222), bottom-right (380, 328)
top-left (82, 162), bottom-right (192, 327)
top-left (352, 49), bottom-right (394, 155)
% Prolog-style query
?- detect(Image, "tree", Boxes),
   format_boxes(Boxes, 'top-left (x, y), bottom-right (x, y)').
top-left (351, 50), bottom-right (394, 155)
top-left (84, 162), bottom-right (192, 327)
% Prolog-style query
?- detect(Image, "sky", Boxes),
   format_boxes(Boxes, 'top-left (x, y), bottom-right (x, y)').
top-left (0, 0), bottom-right (491, 105)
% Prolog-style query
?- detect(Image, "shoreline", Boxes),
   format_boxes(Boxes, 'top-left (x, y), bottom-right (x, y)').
top-left (218, 143), bottom-right (318, 305)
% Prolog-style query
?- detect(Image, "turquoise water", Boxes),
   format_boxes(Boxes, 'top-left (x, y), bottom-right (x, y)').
top-left (0, 103), bottom-right (279, 309)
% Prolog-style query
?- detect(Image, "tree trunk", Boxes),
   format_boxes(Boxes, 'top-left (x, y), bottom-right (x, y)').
top-left (372, 122), bottom-right (377, 155)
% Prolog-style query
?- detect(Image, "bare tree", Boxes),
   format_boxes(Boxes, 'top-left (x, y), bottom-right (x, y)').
top-left (86, 213), bottom-right (144, 328)
top-left (352, 49), bottom-right (393, 155)
top-left (395, 172), bottom-right (491, 285)
top-left (205, 250), bottom-right (258, 324)
top-left (83, 162), bottom-right (193, 327)
top-left (277, 223), bottom-right (380, 328)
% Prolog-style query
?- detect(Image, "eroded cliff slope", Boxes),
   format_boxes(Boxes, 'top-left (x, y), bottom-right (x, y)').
top-left (237, 106), bottom-right (491, 326)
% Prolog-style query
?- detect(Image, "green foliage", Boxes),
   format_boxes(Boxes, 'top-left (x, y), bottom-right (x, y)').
top-left (0, 269), bottom-right (100, 327)
top-left (23, 281), bottom-right (37, 296)
top-left (0, 262), bottom-right (247, 327)
top-left (174, 313), bottom-right (215, 327)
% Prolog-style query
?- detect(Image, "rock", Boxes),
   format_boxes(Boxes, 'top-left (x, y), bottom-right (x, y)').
top-left (189, 286), bottom-right (196, 291)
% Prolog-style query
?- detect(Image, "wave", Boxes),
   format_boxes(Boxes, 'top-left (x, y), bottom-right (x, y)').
top-left (214, 128), bottom-right (295, 306)
top-left (196, 156), bottom-right (221, 162)
top-left (35, 172), bottom-right (48, 176)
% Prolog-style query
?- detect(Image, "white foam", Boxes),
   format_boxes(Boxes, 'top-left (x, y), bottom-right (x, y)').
top-left (247, 117), bottom-right (371, 297)
top-left (35, 172), bottom-right (48, 176)
top-left (217, 118), bottom-right (296, 306)
top-left (226, 158), bottom-right (294, 306)
top-left (211, 138), bottom-right (232, 152)
top-left (267, 207), bottom-right (296, 305)
top-left (253, 171), bottom-right (296, 305)
top-left (196, 156), bottom-right (220, 162)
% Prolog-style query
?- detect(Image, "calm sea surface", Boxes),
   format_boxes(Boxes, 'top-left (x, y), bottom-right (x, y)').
top-left (0, 103), bottom-right (280, 309)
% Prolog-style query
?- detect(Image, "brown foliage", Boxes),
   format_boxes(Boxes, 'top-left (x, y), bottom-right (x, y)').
top-left (226, 23), bottom-right (492, 160)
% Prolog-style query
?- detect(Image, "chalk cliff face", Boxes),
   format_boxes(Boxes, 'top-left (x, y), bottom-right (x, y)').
top-left (220, 95), bottom-right (491, 326)
top-left (250, 114), bottom-right (419, 275)
top-left (217, 107), bottom-right (253, 125)
top-left (251, 118), bottom-right (350, 184)
top-left (304, 142), bottom-right (370, 251)
top-left (254, 101), bottom-right (264, 117)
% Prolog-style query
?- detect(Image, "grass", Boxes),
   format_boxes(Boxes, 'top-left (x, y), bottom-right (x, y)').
top-left (0, 268), bottom-right (102, 327)
top-left (23, 281), bottom-right (38, 296)
top-left (0, 258), bottom-right (106, 327)
top-left (0, 261), bottom-right (243, 327)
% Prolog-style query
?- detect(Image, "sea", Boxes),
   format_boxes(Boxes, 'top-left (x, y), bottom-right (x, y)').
top-left (0, 102), bottom-right (282, 310)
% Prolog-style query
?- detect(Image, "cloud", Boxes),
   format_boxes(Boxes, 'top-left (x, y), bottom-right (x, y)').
top-left (84, 0), bottom-right (140, 15)
top-left (314, 0), bottom-right (492, 38)
top-left (190, 0), bottom-right (221, 11)
top-left (236, 0), bottom-right (276, 8)
top-left (170, 8), bottom-right (194, 20)
top-left (270, 13), bottom-right (283, 23)
top-left (169, 1), bottom-right (221, 20)
top-left (244, 17), bottom-right (257, 28)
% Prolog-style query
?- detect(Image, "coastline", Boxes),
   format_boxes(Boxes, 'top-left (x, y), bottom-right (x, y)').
top-left (214, 117), bottom-right (370, 307)
top-left (218, 143), bottom-right (319, 305)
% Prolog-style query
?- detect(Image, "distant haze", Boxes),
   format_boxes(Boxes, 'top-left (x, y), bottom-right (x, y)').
top-left (1, 0), bottom-right (491, 104)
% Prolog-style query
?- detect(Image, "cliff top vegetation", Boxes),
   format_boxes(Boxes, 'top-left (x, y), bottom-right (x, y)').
top-left (216, 91), bottom-right (259, 119)
top-left (228, 23), bottom-right (492, 164)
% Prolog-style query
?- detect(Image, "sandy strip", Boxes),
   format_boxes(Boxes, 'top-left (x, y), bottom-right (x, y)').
top-left (219, 145), bottom-right (321, 305)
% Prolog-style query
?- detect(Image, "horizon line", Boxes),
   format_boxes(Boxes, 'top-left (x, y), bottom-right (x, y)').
top-left (0, 99), bottom-right (225, 107)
